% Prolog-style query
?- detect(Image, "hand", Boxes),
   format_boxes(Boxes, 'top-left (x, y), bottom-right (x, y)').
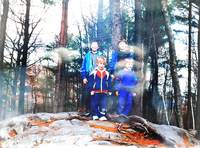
top-left (108, 92), bottom-right (112, 96)
top-left (133, 93), bottom-right (136, 96)
top-left (115, 91), bottom-right (119, 96)
top-left (83, 78), bottom-right (88, 84)
top-left (91, 91), bottom-right (95, 95)
top-left (111, 74), bottom-right (115, 79)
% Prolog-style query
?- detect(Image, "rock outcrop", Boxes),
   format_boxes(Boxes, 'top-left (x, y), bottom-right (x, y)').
top-left (0, 112), bottom-right (199, 148)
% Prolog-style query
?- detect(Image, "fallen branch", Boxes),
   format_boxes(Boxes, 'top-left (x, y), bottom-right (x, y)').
top-left (107, 114), bottom-right (200, 147)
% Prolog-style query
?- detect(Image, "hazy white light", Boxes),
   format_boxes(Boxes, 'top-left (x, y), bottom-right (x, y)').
top-left (55, 47), bottom-right (80, 63)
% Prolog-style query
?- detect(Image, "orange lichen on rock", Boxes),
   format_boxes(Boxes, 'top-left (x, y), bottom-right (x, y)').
top-left (182, 134), bottom-right (194, 147)
top-left (90, 122), bottom-right (163, 147)
top-left (90, 122), bottom-right (130, 131)
top-left (90, 123), bottom-right (119, 133)
top-left (122, 132), bottom-right (163, 146)
top-left (8, 129), bottom-right (17, 138)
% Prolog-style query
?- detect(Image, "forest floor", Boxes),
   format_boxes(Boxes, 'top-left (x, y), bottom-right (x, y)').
top-left (0, 112), bottom-right (199, 148)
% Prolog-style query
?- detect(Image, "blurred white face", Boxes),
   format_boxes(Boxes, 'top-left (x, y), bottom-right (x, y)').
top-left (91, 42), bottom-right (99, 52)
top-left (118, 41), bottom-right (128, 51)
top-left (125, 60), bottom-right (133, 69)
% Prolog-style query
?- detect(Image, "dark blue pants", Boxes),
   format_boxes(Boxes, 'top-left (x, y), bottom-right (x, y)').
top-left (117, 89), bottom-right (133, 115)
top-left (90, 93), bottom-right (107, 117)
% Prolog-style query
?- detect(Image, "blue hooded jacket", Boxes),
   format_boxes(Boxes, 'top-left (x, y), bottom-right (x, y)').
top-left (80, 51), bottom-right (102, 79)
top-left (109, 50), bottom-right (136, 74)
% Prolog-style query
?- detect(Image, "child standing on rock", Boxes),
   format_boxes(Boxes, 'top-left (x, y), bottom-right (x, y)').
top-left (114, 58), bottom-right (138, 116)
top-left (88, 56), bottom-right (112, 120)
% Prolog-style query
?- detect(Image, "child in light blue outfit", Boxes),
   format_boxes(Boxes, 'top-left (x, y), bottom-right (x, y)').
top-left (114, 58), bottom-right (138, 115)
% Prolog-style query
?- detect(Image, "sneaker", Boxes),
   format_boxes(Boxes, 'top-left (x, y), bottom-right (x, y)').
top-left (84, 112), bottom-right (90, 117)
top-left (99, 116), bottom-right (107, 121)
top-left (92, 116), bottom-right (99, 120)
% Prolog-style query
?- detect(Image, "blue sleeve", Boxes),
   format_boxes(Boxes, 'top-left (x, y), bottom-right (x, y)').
top-left (88, 73), bottom-right (95, 91)
top-left (113, 75), bottom-right (121, 91)
top-left (109, 50), bottom-right (118, 74)
top-left (80, 55), bottom-right (87, 79)
top-left (107, 74), bottom-right (112, 91)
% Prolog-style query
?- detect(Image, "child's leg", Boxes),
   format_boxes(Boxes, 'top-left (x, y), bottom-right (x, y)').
top-left (123, 91), bottom-right (133, 115)
top-left (99, 94), bottom-right (107, 117)
top-left (117, 90), bottom-right (126, 115)
top-left (90, 94), bottom-right (99, 116)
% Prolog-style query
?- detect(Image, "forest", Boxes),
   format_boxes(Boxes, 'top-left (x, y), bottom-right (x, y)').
top-left (0, 0), bottom-right (200, 139)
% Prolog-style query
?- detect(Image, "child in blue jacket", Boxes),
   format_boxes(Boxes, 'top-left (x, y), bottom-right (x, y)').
top-left (115, 58), bottom-right (138, 116)
top-left (88, 56), bottom-right (112, 120)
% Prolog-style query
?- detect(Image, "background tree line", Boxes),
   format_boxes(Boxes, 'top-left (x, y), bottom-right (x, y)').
top-left (0, 0), bottom-right (200, 138)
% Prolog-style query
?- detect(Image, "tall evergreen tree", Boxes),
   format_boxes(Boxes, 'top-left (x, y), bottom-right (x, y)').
top-left (0, 0), bottom-right (9, 70)
top-left (161, 0), bottom-right (183, 128)
top-left (186, 0), bottom-right (193, 129)
top-left (18, 0), bottom-right (31, 114)
top-left (196, 2), bottom-right (200, 138)
top-left (97, 0), bottom-right (104, 45)
top-left (0, 0), bottom-right (9, 106)
top-left (55, 0), bottom-right (69, 112)
top-left (134, 0), bottom-right (142, 45)
top-left (110, 0), bottom-right (121, 50)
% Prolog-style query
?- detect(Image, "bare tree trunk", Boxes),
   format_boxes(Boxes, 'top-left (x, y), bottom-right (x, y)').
top-left (59, 0), bottom-right (68, 47)
top-left (186, 0), bottom-right (194, 129)
top-left (18, 0), bottom-right (31, 114)
top-left (0, 0), bottom-right (9, 69)
top-left (80, 0), bottom-right (89, 45)
top-left (55, 0), bottom-right (69, 112)
top-left (134, 0), bottom-right (142, 45)
top-left (143, 0), bottom-right (154, 121)
top-left (0, 0), bottom-right (9, 100)
top-left (77, 25), bottom-right (83, 59)
top-left (162, 64), bottom-right (170, 125)
top-left (161, 0), bottom-right (183, 128)
top-left (110, 0), bottom-right (121, 50)
top-left (134, 0), bottom-right (144, 117)
top-left (196, 4), bottom-right (200, 137)
top-left (97, 0), bottom-right (103, 45)
top-left (11, 52), bottom-right (21, 111)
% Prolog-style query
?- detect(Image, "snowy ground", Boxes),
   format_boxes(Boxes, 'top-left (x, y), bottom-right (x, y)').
top-left (0, 112), bottom-right (199, 148)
